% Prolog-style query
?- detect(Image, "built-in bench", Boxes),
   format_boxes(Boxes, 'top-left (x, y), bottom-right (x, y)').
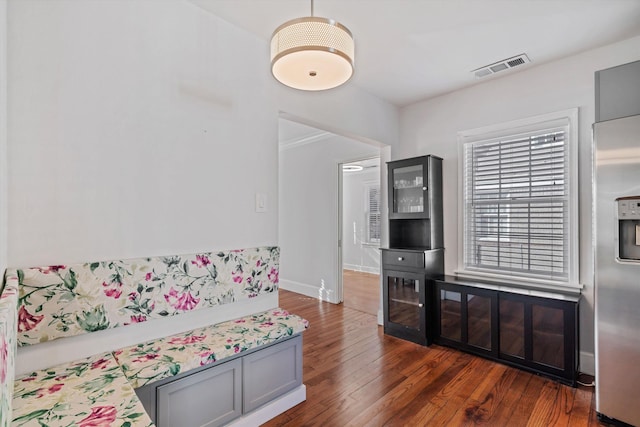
top-left (0, 247), bottom-right (308, 427)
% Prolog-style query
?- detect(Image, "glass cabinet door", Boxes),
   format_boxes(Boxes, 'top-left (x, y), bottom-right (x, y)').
top-left (532, 304), bottom-right (564, 369)
top-left (439, 289), bottom-right (462, 342)
top-left (383, 270), bottom-right (426, 344)
top-left (499, 298), bottom-right (525, 359)
top-left (467, 293), bottom-right (492, 351)
top-left (387, 274), bottom-right (421, 330)
top-left (392, 164), bottom-right (425, 214)
top-left (388, 157), bottom-right (429, 219)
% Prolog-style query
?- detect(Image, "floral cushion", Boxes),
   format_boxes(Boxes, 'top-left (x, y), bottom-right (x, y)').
top-left (12, 352), bottom-right (154, 427)
top-left (14, 247), bottom-right (280, 346)
top-left (113, 308), bottom-right (309, 388)
top-left (0, 274), bottom-right (19, 427)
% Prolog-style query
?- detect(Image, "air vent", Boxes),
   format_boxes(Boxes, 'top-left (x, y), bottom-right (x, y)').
top-left (473, 54), bottom-right (530, 79)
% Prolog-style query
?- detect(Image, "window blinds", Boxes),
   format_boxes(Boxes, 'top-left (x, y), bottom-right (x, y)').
top-left (367, 185), bottom-right (381, 243)
top-left (463, 127), bottom-right (568, 281)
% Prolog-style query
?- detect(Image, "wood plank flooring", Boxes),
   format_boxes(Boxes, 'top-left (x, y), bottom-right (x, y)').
top-left (265, 290), bottom-right (602, 427)
top-left (343, 269), bottom-right (380, 316)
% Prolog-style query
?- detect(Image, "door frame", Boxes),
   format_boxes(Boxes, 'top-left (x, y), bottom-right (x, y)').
top-left (337, 155), bottom-right (381, 304)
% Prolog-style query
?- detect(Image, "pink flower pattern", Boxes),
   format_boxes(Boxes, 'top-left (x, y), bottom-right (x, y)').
top-left (78, 405), bottom-right (117, 427)
top-left (268, 267), bottom-right (279, 284)
top-left (13, 247), bottom-right (280, 349)
top-left (129, 315), bottom-right (147, 324)
top-left (113, 308), bottom-right (309, 388)
top-left (102, 281), bottom-right (123, 299)
top-left (36, 265), bottom-right (66, 274)
top-left (11, 352), bottom-right (153, 426)
top-left (191, 254), bottom-right (211, 268)
top-left (168, 335), bottom-right (206, 345)
top-left (164, 287), bottom-right (200, 311)
top-left (36, 383), bottom-right (64, 398)
top-left (17, 306), bottom-right (44, 332)
top-left (90, 358), bottom-right (110, 370)
top-left (0, 336), bottom-right (6, 384)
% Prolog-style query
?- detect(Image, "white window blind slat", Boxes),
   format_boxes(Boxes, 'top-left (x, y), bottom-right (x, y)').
top-left (366, 184), bottom-right (381, 244)
top-left (463, 127), bottom-right (569, 281)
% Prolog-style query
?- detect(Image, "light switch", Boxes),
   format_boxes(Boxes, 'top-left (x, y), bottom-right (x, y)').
top-left (255, 193), bottom-right (267, 213)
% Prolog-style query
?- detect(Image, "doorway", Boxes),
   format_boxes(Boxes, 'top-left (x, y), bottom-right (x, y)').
top-left (341, 157), bottom-right (381, 315)
top-left (277, 116), bottom-right (383, 312)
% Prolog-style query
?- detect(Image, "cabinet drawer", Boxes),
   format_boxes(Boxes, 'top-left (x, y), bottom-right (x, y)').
top-left (382, 250), bottom-right (424, 268)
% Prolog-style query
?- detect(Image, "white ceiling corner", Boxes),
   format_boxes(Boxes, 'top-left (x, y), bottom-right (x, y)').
top-left (190, 0), bottom-right (640, 107)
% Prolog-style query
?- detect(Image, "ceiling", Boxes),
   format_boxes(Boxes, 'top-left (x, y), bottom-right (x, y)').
top-left (190, 0), bottom-right (640, 107)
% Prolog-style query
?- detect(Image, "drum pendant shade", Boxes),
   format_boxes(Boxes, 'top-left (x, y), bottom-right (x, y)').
top-left (270, 15), bottom-right (354, 91)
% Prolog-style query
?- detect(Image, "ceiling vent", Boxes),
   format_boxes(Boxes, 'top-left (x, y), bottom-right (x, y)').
top-left (473, 54), bottom-right (530, 79)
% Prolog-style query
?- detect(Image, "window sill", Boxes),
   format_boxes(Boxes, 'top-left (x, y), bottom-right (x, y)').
top-left (453, 269), bottom-right (583, 297)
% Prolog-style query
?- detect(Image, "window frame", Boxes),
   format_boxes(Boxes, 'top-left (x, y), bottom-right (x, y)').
top-left (456, 109), bottom-right (581, 293)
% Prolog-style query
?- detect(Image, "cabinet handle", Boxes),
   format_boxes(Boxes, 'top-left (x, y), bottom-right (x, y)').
top-left (418, 303), bottom-right (424, 308)
top-left (423, 186), bottom-right (427, 191)
top-left (398, 257), bottom-right (404, 261)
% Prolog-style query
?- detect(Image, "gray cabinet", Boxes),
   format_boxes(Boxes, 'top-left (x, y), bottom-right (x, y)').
top-left (157, 358), bottom-right (242, 427)
top-left (243, 335), bottom-right (302, 413)
top-left (595, 60), bottom-right (640, 122)
top-left (136, 335), bottom-right (303, 426)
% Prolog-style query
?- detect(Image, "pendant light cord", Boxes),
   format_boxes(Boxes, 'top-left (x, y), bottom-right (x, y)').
top-left (310, 0), bottom-right (314, 17)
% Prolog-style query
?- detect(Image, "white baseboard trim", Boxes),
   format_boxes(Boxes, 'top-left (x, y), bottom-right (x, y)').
top-left (580, 351), bottom-right (595, 376)
top-left (377, 309), bottom-right (383, 326)
top-left (343, 264), bottom-right (380, 275)
top-left (279, 279), bottom-right (336, 303)
top-left (228, 385), bottom-right (306, 426)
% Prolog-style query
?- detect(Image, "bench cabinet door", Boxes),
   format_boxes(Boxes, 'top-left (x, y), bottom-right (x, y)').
top-left (243, 335), bottom-right (303, 413)
top-left (156, 358), bottom-right (242, 427)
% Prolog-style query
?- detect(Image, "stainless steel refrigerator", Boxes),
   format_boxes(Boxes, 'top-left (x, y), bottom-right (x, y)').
top-left (594, 114), bottom-right (640, 426)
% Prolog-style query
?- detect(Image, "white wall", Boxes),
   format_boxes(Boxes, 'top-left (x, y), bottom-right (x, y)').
top-left (279, 135), bottom-right (380, 302)
top-left (343, 168), bottom-right (380, 274)
top-left (6, 0), bottom-right (398, 268)
top-left (0, 0), bottom-right (7, 276)
top-left (7, 0), bottom-right (277, 265)
top-left (7, 0), bottom-right (398, 372)
top-left (399, 34), bottom-right (640, 375)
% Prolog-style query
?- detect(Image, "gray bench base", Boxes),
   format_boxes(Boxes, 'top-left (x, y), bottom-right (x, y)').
top-left (136, 334), bottom-right (303, 427)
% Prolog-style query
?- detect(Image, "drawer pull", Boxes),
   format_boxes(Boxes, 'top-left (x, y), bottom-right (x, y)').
top-left (398, 257), bottom-right (404, 261)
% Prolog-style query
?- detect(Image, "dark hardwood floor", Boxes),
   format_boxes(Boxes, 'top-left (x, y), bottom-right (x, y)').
top-left (266, 289), bottom-right (602, 427)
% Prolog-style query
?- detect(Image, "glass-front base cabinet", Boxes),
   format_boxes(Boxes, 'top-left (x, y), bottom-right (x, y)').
top-left (433, 276), bottom-right (579, 386)
top-left (383, 269), bottom-right (428, 345)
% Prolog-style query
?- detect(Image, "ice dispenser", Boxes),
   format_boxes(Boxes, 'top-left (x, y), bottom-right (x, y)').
top-left (617, 197), bottom-right (640, 261)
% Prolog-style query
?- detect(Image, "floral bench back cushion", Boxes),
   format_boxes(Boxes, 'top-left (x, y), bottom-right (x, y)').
top-left (13, 247), bottom-right (280, 346)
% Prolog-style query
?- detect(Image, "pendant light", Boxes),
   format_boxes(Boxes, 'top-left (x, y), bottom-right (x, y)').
top-left (270, 0), bottom-right (354, 91)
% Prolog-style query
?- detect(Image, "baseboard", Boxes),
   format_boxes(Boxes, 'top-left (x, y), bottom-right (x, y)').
top-left (377, 309), bottom-right (383, 326)
top-left (580, 350), bottom-right (595, 376)
top-left (279, 279), bottom-right (335, 303)
top-left (228, 385), bottom-right (306, 426)
top-left (343, 264), bottom-right (380, 275)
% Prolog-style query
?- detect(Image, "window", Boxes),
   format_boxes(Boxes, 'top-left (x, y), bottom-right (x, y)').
top-left (365, 183), bottom-right (381, 244)
top-left (458, 110), bottom-right (579, 290)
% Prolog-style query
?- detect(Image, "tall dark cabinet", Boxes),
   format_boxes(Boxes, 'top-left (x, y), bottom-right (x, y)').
top-left (381, 155), bottom-right (444, 345)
